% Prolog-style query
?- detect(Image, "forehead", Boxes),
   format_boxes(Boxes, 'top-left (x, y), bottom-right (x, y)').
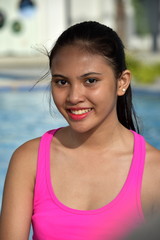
top-left (51, 45), bottom-right (112, 74)
top-left (51, 46), bottom-right (115, 77)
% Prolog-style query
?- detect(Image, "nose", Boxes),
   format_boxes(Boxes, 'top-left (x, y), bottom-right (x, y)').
top-left (67, 84), bottom-right (85, 104)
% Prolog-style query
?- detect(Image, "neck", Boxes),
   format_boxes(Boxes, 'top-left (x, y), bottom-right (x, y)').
top-left (67, 121), bottom-right (127, 151)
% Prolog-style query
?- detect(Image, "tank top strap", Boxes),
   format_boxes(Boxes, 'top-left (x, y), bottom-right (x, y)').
top-left (131, 131), bottom-right (146, 190)
top-left (129, 130), bottom-right (146, 218)
top-left (33, 129), bottom-right (60, 204)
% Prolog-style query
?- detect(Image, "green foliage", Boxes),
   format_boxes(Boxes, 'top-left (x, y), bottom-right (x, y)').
top-left (131, 0), bottom-right (150, 36)
top-left (126, 54), bottom-right (160, 84)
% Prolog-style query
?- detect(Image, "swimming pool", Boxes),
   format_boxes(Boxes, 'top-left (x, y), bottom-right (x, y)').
top-left (0, 89), bottom-right (160, 210)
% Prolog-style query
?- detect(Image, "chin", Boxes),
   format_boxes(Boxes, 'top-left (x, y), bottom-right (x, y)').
top-left (68, 123), bottom-right (96, 134)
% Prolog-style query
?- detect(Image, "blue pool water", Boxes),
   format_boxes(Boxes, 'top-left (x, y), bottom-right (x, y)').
top-left (0, 89), bottom-right (160, 211)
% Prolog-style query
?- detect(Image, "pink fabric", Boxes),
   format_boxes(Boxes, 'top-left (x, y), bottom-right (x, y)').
top-left (32, 129), bottom-right (146, 240)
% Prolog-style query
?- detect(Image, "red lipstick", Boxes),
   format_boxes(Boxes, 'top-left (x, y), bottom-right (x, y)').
top-left (67, 108), bottom-right (92, 120)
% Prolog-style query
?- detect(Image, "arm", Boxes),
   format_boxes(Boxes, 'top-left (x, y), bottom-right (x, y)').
top-left (0, 138), bottom-right (39, 240)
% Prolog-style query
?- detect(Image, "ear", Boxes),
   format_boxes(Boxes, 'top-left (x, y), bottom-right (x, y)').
top-left (117, 70), bottom-right (131, 96)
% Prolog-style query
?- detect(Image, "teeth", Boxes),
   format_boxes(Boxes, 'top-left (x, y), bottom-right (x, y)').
top-left (70, 109), bottom-right (92, 115)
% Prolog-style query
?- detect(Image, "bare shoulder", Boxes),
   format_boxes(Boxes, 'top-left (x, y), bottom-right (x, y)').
top-left (12, 137), bottom-right (41, 160)
top-left (0, 138), bottom-right (41, 239)
top-left (142, 141), bottom-right (160, 214)
top-left (7, 137), bottom-right (41, 189)
top-left (145, 142), bottom-right (160, 168)
top-left (145, 142), bottom-right (160, 191)
top-left (13, 137), bottom-right (40, 156)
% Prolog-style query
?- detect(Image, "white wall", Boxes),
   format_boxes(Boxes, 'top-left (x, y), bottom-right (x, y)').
top-left (0, 0), bottom-right (66, 55)
top-left (0, 0), bottom-right (154, 55)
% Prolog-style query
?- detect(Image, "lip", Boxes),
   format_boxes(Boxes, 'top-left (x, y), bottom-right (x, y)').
top-left (67, 108), bottom-right (93, 120)
top-left (67, 107), bottom-right (92, 110)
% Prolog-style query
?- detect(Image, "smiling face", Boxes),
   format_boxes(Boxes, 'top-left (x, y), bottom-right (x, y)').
top-left (51, 45), bottom-right (127, 133)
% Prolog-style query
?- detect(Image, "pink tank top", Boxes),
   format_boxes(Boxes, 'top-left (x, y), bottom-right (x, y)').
top-left (32, 128), bottom-right (146, 240)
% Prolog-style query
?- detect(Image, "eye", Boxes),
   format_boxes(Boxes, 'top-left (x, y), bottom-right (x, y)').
top-left (55, 79), bottom-right (68, 86)
top-left (85, 78), bottom-right (97, 84)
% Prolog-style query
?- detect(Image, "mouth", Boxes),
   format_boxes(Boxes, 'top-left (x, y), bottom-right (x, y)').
top-left (67, 108), bottom-right (93, 120)
top-left (69, 108), bottom-right (92, 115)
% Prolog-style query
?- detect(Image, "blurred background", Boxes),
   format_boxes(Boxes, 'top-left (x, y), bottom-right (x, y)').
top-left (0, 0), bottom-right (160, 235)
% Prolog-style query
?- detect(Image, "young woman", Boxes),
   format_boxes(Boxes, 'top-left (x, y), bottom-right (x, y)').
top-left (0, 21), bottom-right (160, 240)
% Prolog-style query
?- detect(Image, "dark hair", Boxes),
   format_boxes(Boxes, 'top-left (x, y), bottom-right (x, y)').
top-left (49, 21), bottom-right (139, 133)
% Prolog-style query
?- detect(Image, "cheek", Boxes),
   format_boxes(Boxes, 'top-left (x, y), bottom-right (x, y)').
top-left (91, 84), bottom-right (116, 102)
top-left (52, 88), bottom-right (67, 111)
top-left (52, 89), bottom-right (61, 107)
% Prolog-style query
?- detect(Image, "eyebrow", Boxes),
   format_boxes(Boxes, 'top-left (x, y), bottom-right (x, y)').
top-left (52, 72), bottom-right (102, 79)
top-left (52, 74), bottom-right (67, 78)
top-left (80, 72), bottom-right (102, 78)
